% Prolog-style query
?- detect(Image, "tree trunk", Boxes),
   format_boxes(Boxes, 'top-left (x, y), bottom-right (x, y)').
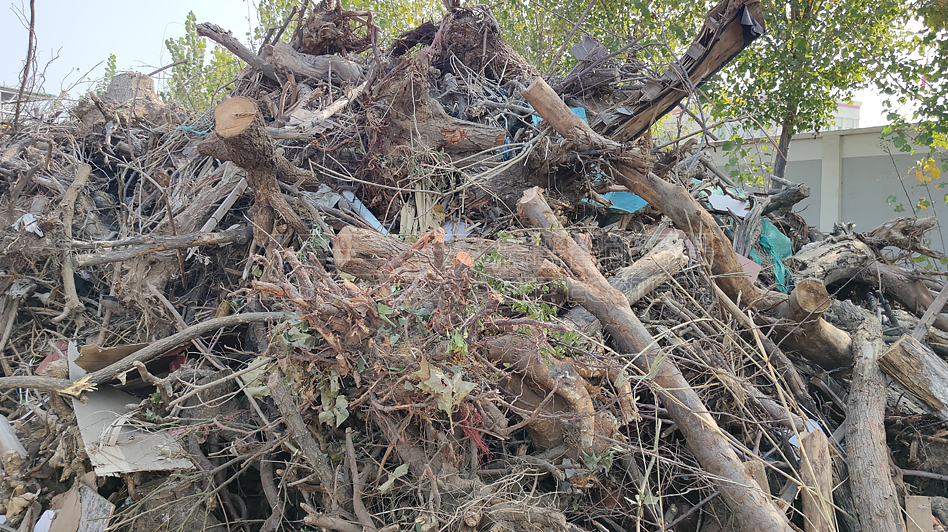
top-left (197, 97), bottom-right (311, 246)
top-left (848, 318), bottom-right (906, 532)
top-left (772, 111), bottom-right (794, 180)
top-left (518, 187), bottom-right (795, 532)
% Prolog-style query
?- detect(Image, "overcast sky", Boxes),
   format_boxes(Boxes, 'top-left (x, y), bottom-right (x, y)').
top-left (1, 0), bottom-right (250, 95)
top-left (1, 0), bottom-right (889, 127)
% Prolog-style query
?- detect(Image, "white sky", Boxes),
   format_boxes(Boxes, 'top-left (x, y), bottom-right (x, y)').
top-left (1, 0), bottom-right (250, 95)
top-left (1, 0), bottom-right (890, 127)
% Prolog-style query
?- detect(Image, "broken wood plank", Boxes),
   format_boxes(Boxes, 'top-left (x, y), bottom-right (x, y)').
top-left (594, 0), bottom-right (765, 142)
top-left (879, 334), bottom-right (948, 421)
top-left (799, 429), bottom-right (835, 532)
top-left (907, 496), bottom-right (934, 532)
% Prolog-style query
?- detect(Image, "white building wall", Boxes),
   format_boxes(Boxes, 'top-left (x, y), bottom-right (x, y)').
top-left (708, 126), bottom-right (948, 252)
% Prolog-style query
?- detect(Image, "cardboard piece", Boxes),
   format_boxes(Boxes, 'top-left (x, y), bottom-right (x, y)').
top-left (47, 475), bottom-right (114, 532)
top-left (67, 342), bottom-right (193, 477)
top-left (0, 415), bottom-right (27, 471)
top-left (74, 344), bottom-right (148, 373)
top-left (736, 254), bottom-right (762, 283)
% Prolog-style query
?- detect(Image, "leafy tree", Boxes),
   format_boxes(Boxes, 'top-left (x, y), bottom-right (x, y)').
top-left (701, 0), bottom-right (908, 179)
top-left (250, 0), bottom-right (302, 50)
top-left (879, 0), bottom-right (948, 168)
top-left (162, 12), bottom-right (242, 112)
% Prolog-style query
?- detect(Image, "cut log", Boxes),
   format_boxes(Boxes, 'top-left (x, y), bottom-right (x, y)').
top-left (799, 429), bottom-right (835, 532)
top-left (522, 77), bottom-right (620, 153)
top-left (518, 187), bottom-right (794, 532)
top-left (775, 278), bottom-right (853, 368)
top-left (847, 318), bottom-right (906, 532)
top-left (879, 334), bottom-right (948, 421)
top-left (198, 97), bottom-right (311, 245)
top-left (332, 225), bottom-right (565, 283)
top-left (785, 236), bottom-right (948, 332)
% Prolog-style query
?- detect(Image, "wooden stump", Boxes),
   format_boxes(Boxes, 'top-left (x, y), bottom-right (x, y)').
top-left (776, 278), bottom-right (853, 368)
top-left (198, 97), bottom-right (309, 246)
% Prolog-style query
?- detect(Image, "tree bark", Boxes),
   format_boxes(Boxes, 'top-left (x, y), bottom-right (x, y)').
top-left (518, 187), bottom-right (794, 532)
top-left (879, 334), bottom-right (948, 421)
top-left (848, 318), bottom-right (906, 532)
top-left (198, 97), bottom-right (310, 245)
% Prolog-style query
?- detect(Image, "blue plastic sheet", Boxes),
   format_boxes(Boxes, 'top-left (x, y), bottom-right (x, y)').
top-left (749, 219), bottom-right (793, 292)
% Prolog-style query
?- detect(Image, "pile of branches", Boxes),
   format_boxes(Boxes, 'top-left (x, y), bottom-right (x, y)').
top-left (2, 1), bottom-right (948, 531)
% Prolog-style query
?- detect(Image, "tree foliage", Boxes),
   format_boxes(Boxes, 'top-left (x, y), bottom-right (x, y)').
top-left (880, 0), bottom-right (948, 160)
top-left (162, 12), bottom-right (242, 112)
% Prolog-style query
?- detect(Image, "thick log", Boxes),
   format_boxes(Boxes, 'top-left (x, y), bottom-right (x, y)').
top-left (879, 334), bottom-right (948, 421)
top-left (261, 42), bottom-right (362, 83)
top-left (563, 241), bottom-right (687, 336)
top-left (517, 187), bottom-right (794, 532)
top-left (775, 279), bottom-right (853, 368)
top-left (799, 429), bottom-right (835, 532)
top-left (869, 262), bottom-right (948, 332)
top-left (787, 238), bottom-right (875, 286)
top-left (198, 97), bottom-right (310, 245)
top-left (848, 319), bottom-right (906, 532)
top-left (333, 226), bottom-right (565, 283)
top-left (520, 70), bottom-right (853, 368)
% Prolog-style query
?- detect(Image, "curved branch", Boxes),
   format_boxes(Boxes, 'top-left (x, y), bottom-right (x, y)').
top-left (0, 312), bottom-right (288, 396)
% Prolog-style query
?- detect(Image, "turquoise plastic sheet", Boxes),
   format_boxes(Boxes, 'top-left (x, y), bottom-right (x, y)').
top-left (749, 219), bottom-right (793, 293)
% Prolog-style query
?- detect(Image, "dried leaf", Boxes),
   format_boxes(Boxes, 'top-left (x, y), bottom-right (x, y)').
top-left (58, 375), bottom-right (97, 397)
